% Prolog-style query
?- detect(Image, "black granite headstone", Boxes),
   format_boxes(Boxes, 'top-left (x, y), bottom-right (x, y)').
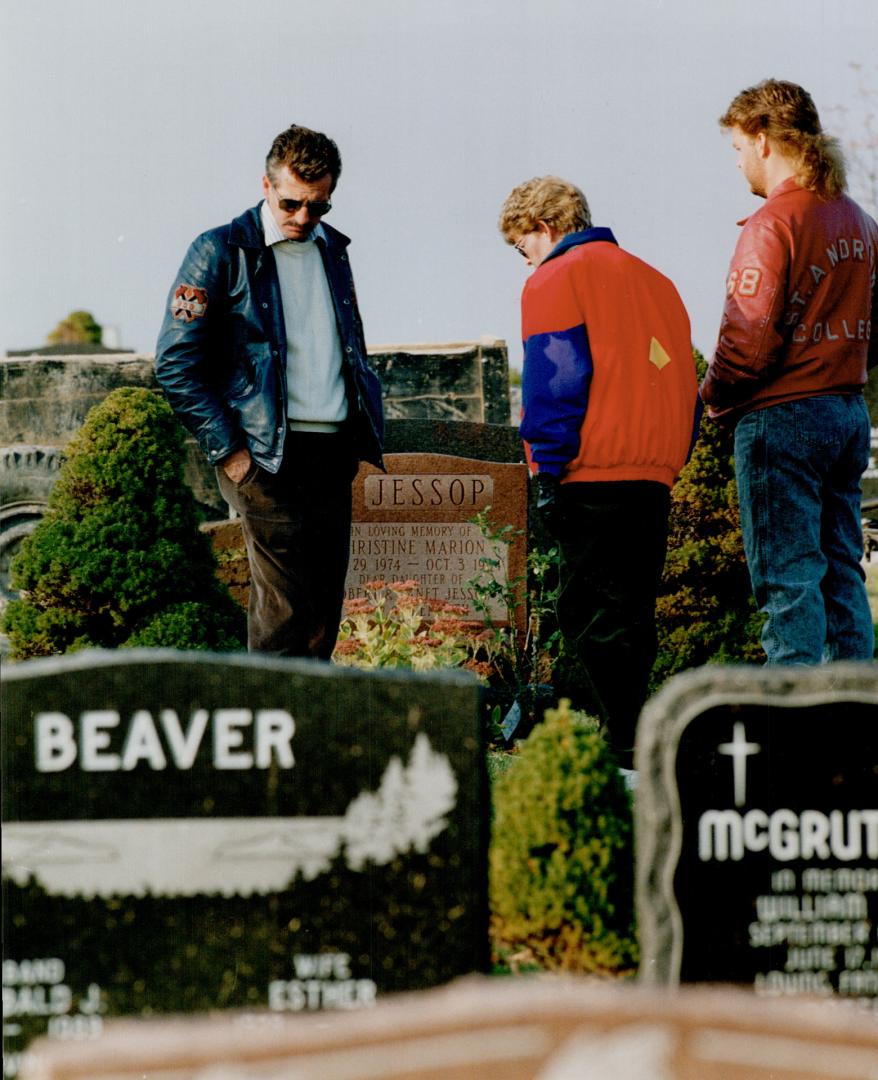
top-left (383, 420), bottom-right (524, 464)
top-left (1, 649), bottom-right (486, 1076)
top-left (636, 664), bottom-right (878, 1009)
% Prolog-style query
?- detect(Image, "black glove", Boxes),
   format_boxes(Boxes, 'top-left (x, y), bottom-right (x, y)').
top-left (534, 472), bottom-right (565, 535)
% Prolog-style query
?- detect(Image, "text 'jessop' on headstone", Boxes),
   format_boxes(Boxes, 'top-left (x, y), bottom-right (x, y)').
top-left (348, 454), bottom-right (528, 626)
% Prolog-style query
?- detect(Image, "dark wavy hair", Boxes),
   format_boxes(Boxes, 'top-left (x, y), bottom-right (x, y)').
top-left (720, 79), bottom-right (846, 200)
top-left (266, 124), bottom-right (342, 190)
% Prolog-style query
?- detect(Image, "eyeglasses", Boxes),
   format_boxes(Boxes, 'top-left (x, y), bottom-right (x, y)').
top-left (513, 237), bottom-right (528, 258)
top-left (272, 186), bottom-right (332, 217)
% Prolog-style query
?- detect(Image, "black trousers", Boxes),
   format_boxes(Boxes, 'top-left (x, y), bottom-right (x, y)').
top-left (553, 480), bottom-right (670, 769)
top-left (217, 431), bottom-right (355, 659)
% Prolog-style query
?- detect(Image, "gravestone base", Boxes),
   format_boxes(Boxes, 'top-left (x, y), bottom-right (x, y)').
top-left (20, 975), bottom-right (878, 1080)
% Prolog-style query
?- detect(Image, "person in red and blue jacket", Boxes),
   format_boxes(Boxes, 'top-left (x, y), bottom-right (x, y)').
top-left (499, 176), bottom-right (701, 770)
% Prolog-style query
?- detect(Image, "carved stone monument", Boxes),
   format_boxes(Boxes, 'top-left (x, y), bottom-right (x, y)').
top-left (1, 650), bottom-right (485, 1077)
top-left (636, 663), bottom-right (878, 1007)
top-left (19, 977), bottom-right (878, 1080)
top-left (368, 340), bottom-right (511, 425)
top-left (348, 453), bottom-right (528, 625)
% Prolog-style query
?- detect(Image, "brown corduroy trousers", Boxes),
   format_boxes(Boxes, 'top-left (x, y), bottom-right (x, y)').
top-left (217, 430), bottom-right (355, 659)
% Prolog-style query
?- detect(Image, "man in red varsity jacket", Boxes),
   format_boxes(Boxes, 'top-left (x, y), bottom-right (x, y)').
top-left (499, 176), bottom-right (700, 769)
top-left (702, 79), bottom-right (878, 666)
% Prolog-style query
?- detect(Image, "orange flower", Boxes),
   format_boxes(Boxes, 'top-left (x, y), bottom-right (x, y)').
top-left (342, 598), bottom-right (376, 615)
top-left (394, 593), bottom-right (422, 610)
top-left (463, 659), bottom-right (495, 679)
top-left (332, 639), bottom-right (360, 656)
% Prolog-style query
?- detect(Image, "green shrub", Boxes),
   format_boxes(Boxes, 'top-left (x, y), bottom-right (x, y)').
top-left (2, 388), bottom-right (245, 658)
top-left (489, 700), bottom-right (637, 973)
top-left (122, 601), bottom-right (244, 652)
top-left (47, 309), bottom-right (102, 345)
top-left (652, 351), bottom-right (764, 690)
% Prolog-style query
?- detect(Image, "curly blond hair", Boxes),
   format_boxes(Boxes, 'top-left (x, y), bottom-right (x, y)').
top-left (498, 176), bottom-right (592, 243)
top-left (720, 79), bottom-right (846, 200)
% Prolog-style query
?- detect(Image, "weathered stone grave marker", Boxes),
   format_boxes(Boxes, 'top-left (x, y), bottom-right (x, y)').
top-left (19, 977), bottom-right (878, 1079)
top-left (348, 453), bottom-right (528, 626)
top-left (636, 663), bottom-right (878, 1006)
top-left (1, 649), bottom-right (486, 1077)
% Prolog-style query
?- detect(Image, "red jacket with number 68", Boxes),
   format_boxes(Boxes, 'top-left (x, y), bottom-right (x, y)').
top-left (701, 177), bottom-right (878, 424)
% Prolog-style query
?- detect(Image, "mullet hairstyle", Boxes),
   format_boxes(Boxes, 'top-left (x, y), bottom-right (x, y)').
top-left (266, 124), bottom-right (342, 190)
top-left (720, 79), bottom-right (846, 200)
top-left (498, 176), bottom-right (592, 243)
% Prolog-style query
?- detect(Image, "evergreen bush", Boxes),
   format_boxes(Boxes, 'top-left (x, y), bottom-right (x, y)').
top-left (489, 700), bottom-right (637, 973)
top-left (651, 351), bottom-right (764, 690)
top-left (47, 309), bottom-right (102, 345)
top-left (2, 388), bottom-right (245, 658)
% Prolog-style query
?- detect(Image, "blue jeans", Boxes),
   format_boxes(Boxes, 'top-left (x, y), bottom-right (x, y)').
top-left (734, 394), bottom-right (873, 664)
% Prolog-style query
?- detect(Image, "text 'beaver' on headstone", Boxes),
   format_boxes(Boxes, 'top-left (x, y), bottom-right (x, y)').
top-left (1, 649), bottom-right (486, 1077)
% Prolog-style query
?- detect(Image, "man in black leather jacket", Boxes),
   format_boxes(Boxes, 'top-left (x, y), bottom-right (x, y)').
top-left (156, 123), bottom-right (384, 659)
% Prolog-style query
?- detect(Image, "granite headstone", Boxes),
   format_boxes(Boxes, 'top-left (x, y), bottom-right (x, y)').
top-left (636, 663), bottom-right (878, 1008)
top-left (1, 649), bottom-right (486, 1077)
top-left (369, 340), bottom-right (510, 425)
top-left (20, 977), bottom-right (878, 1080)
top-left (382, 419), bottom-right (524, 463)
top-left (348, 453), bottom-right (528, 627)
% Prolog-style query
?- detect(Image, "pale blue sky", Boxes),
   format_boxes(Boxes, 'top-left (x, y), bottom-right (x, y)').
top-left (1, 0), bottom-right (875, 364)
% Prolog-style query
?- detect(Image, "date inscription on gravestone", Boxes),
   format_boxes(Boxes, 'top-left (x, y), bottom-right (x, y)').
top-left (636, 664), bottom-right (878, 1009)
top-left (1, 649), bottom-right (485, 1078)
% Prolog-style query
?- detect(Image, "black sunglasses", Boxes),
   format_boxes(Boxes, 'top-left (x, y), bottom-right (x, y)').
top-left (272, 186), bottom-right (332, 217)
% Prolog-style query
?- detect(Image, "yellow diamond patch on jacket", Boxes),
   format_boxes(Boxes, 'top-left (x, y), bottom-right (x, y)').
top-left (649, 336), bottom-right (672, 370)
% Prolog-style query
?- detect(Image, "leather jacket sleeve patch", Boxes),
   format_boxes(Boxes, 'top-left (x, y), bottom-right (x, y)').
top-left (726, 267), bottom-right (763, 298)
top-left (171, 284), bottom-right (209, 322)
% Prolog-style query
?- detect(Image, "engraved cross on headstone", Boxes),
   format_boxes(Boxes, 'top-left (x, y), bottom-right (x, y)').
top-left (718, 721), bottom-right (761, 807)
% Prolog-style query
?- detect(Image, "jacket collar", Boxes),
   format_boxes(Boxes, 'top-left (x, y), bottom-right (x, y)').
top-left (766, 175), bottom-right (802, 202)
top-left (540, 226), bottom-right (618, 267)
top-left (736, 176), bottom-right (803, 226)
top-left (229, 203), bottom-right (352, 251)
